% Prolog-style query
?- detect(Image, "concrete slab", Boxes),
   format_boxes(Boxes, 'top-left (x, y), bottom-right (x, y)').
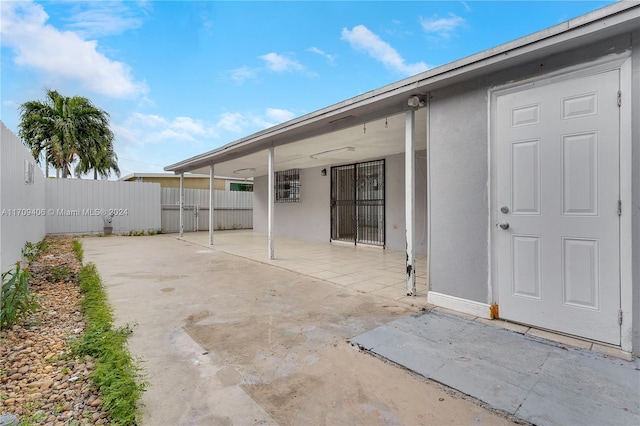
top-left (82, 235), bottom-right (516, 425)
top-left (351, 310), bottom-right (640, 426)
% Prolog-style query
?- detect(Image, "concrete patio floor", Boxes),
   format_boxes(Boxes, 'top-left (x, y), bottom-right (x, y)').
top-left (82, 231), bottom-right (639, 425)
top-left (179, 230), bottom-right (634, 360)
top-left (180, 230), bottom-right (429, 308)
top-left (82, 233), bottom-right (516, 425)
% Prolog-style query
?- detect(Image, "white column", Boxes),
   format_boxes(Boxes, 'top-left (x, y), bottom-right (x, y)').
top-left (268, 147), bottom-right (275, 260)
top-left (179, 172), bottom-right (184, 238)
top-left (209, 164), bottom-right (214, 245)
top-left (425, 96), bottom-right (431, 293)
top-left (405, 109), bottom-right (416, 296)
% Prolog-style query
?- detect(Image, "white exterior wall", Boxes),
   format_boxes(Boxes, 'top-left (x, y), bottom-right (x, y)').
top-left (45, 180), bottom-right (161, 234)
top-left (254, 165), bottom-right (330, 242)
top-left (0, 122), bottom-right (47, 272)
top-left (429, 86), bottom-right (489, 303)
top-left (630, 29), bottom-right (640, 356)
top-left (253, 152), bottom-right (427, 253)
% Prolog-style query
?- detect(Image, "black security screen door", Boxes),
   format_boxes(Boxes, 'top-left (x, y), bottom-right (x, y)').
top-left (331, 159), bottom-right (385, 246)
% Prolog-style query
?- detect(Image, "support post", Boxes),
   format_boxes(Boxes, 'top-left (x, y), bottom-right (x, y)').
top-left (268, 147), bottom-right (275, 260)
top-left (179, 172), bottom-right (184, 238)
top-left (405, 109), bottom-right (416, 296)
top-left (425, 96), bottom-right (431, 292)
top-left (209, 164), bottom-right (214, 245)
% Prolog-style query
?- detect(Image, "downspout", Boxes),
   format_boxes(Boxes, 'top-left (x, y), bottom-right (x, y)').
top-left (209, 164), bottom-right (214, 245)
top-left (179, 172), bottom-right (184, 237)
top-left (268, 147), bottom-right (275, 260)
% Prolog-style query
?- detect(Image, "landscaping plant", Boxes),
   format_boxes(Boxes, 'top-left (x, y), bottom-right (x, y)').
top-left (1, 262), bottom-right (39, 329)
top-left (72, 238), bottom-right (84, 263)
top-left (71, 262), bottom-right (147, 425)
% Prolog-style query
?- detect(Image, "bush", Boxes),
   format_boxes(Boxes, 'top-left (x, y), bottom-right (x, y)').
top-left (21, 240), bottom-right (48, 263)
top-left (1, 262), bottom-right (39, 329)
top-left (72, 239), bottom-right (84, 263)
top-left (71, 262), bottom-right (146, 425)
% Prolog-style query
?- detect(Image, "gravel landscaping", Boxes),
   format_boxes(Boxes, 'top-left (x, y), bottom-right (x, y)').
top-left (1, 236), bottom-right (111, 425)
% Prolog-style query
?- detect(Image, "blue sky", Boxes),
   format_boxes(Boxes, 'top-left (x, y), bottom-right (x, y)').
top-left (1, 0), bottom-right (615, 178)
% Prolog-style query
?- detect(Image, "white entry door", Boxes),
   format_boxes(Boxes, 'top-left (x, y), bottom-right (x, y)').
top-left (494, 68), bottom-right (620, 345)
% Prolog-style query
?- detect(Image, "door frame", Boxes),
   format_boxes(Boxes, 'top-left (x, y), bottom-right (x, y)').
top-left (488, 55), bottom-right (633, 351)
top-left (330, 159), bottom-right (386, 247)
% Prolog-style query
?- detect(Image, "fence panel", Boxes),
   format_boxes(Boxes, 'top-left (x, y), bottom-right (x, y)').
top-left (0, 121), bottom-right (46, 271)
top-left (161, 188), bottom-right (252, 233)
top-left (46, 180), bottom-right (161, 234)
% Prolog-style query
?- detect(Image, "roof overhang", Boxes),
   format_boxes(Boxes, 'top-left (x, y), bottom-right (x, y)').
top-left (165, 1), bottom-right (640, 177)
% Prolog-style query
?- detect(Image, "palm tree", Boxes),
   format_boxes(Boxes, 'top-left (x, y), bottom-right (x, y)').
top-left (75, 137), bottom-right (121, 180)
top-left (18, 89), bottom-right (118, 179)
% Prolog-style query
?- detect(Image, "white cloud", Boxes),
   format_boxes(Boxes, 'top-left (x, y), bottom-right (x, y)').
top-left (114, 113), bottom-right (216, 145)
top-left (341, 25), bottom-right (429, 76)
top-left (0, 1), bottom-right (148, 99)
top-left (229, 66), bottom-right (258, 84)
top-left (61, 1), bottom-right (147, 38)
top-left (307, 46), bottom-right (335, 64)
top-left (217, 112), bottom-right (248, 133)
top-left (217, 108), bottom-right (295, 134)
top-left (259, 52), bottom-right (304, 73)
top-left (419, 14), bottom-right (465, 38)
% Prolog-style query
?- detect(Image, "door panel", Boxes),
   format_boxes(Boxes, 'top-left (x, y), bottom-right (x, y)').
top-left (331, 160), bottom-right (385, 246)
top-left (495, 69), bottom-right (620, 345)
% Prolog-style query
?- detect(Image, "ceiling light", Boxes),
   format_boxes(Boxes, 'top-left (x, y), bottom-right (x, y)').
top-left (310, 146), bottom-right (355, 160)
top-left (233, 167), bottom-right (256, 174)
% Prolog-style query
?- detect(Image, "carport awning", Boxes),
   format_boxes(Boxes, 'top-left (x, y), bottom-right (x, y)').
top-left (170, 111), bottom-right (426, 179)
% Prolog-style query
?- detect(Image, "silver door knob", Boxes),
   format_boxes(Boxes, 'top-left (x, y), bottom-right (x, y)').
top-left (498, 222), bottom-right (509, 230)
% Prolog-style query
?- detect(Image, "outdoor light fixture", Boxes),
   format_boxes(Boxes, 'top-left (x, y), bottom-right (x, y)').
top-left (321, 168), bottom-right (327, 176)
top-left (310, 146), bottom-right (355, 160)
top-left (408, 95), bottom-right (425, 108)
top-left (233, 167), bottom-right (256, 175)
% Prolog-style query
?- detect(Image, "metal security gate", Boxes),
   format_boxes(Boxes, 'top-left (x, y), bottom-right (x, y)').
top-left (331, 159), bottom-right (385, 246)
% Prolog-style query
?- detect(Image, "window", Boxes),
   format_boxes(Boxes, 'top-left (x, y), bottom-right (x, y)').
top-left (275, 169), bottom-right (300, 203)
top-left (230, 182), bottom-right (253, 192)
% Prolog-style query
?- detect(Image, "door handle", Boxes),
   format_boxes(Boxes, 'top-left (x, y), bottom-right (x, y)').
top-left (497, 222), bottom-right (510, 230)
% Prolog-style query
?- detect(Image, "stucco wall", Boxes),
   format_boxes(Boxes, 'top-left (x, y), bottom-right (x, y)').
top-left (384, 152), bottom-right (428, 253)
top-left (428, 86), bottom-right (489, 303)
top-left (253, 165), bottom-right (330, 242)
top-left (630, 30), bottom-right (640, 356)
top-left (253, 152), bottom-right (427, 253)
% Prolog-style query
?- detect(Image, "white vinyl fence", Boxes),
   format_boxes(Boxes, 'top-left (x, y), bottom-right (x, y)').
top-left (0, 121), bottom-right (47, 271)
top-left (1, 121), bottom-right (251, 273)
top-left (161, 188), bottom-right (252, 233)
top-left (46, 179), bottom-right (161, 235)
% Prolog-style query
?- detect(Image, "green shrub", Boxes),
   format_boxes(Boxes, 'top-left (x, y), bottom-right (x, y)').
top-left (21, 240), bottom-right (48, 263)
top-left (71, 263), bottom-right (146, 425)
top-left (47, 265), bottom-right (73, 283)
top-left (1, 262), bottom-right (39, 329)
top-left (72, 239), bottom-right (84, 263)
